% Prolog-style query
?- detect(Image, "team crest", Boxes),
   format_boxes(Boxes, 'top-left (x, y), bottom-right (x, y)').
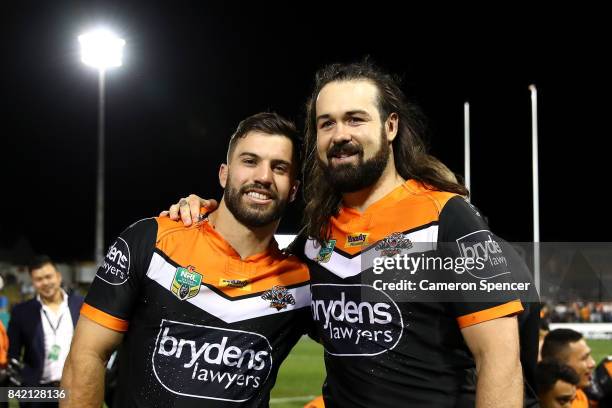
top-left (375, 232), bottom-right (413, 257)
top-left (316, 239), bottom-right (336, 263)
top-left (261, 285), bottom-right (295, 311)
top-left (345, 232), bottom-right (370, 248)
top-left (171, 265), bottom-right (202, 300)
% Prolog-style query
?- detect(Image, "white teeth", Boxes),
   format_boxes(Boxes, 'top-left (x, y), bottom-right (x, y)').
top-left (247, 192), bottom-right (269, 200)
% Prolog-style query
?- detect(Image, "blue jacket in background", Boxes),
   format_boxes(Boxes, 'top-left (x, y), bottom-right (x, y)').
top-left (7, 291), bottom-right (83, 386)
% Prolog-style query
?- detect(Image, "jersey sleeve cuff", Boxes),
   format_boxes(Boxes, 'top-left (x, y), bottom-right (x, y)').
top-left (80, 303), bottom-right (129, 332)
top-left (456, 300), bottom-right (523, 329)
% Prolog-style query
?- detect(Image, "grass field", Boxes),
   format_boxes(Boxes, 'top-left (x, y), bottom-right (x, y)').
top-left (270, 337), bottom-right (326, 408)
top-left (269, 337), bottom-right (612, 408)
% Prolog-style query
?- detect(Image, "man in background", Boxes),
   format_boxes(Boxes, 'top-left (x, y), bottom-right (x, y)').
top-left (536, 360), bottom-right (580, 408)
top-left (7, 255), bottom-right (83, 407)
top-left (541, 329), bottom-right (596, 408)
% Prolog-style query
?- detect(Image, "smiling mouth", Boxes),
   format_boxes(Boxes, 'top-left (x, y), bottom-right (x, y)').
top-left (244, 190), bottom-right (274, 203)
top-left (330, 153), bottom-right (358, 163)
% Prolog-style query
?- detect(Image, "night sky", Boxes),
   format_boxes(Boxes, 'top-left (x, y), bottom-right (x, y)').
top-left (0, 3), bottom-right (608, 262)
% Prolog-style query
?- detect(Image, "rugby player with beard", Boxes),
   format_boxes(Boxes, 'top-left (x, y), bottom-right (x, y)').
top-left (61, 113), bottom-right (312, 408)
top-left (165, 60), bottom-right (538, 408)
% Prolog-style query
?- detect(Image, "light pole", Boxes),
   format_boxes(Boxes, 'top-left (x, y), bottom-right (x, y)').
top-left (78, 29), bottom-right (125, 265)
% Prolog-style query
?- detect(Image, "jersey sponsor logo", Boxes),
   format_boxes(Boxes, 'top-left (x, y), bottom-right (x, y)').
top-left (261, 286), bottom-right (295, 311)
top-left (219, 278), bottom-right (251, 291)
top-left (97, 237), bottom-right (130, 285)
top-left (310, 284), bottom-right (404, 356)
top-left (316, 239), bottom-right (336, 263)
top-left (171, 265), bottom-right (202, 300)
top-left (345, 233), bottom-right (369, 248)
top-left (375, 232), bottom-right (413, 257)
top-left (456, 230), bottom-right (510, 279)
top-left (153, 319), bottom-right (273, 402)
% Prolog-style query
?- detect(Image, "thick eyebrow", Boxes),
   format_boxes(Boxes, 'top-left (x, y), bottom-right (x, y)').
top-left (345, 110), bottom-right (371, 118)
top-left (238, 152), bottom-right (291, 167)
top-left (236, 152), bottom-right (259, 161)
top-left (316, 110), bottom-right (372, 122)
top-left (271, 159), bottom-right (292, 168)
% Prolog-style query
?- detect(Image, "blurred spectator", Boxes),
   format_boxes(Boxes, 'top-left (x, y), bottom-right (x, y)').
top-left (7, 255), bottom-right (83, 408)
top-left (579, 304), bottom-right (590, 323)
top-left (545, 302), bottom-right (612, 323)
top-left (536, 360), bottom-right (580, 408)
top-left (541, 329), bottom-right (596, 408)
top-left (0, 275), bottom-right (9, 408)
top-left (604, 303), bottom-right (612, 322)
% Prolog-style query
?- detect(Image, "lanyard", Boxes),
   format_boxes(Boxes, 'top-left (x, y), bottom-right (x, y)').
top-left (42, 309), bottom-right (64, 338)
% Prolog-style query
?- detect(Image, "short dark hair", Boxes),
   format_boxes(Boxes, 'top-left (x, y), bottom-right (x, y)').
top-left (28, 255), bottom-right (55, 274)
top-left (541, 329), bottom-right (584, 361)
top-left (226, 112), bottom-right (301, 173)
top-left (536, 360), bottom-right (580, 395)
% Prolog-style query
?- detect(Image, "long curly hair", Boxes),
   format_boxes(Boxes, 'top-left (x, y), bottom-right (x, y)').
top-left (303, 59), bottom-right (468, 245)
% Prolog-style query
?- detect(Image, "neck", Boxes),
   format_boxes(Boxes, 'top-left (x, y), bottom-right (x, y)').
top-left (208, 199), bottom-right (278, 259)
top-left (342, 157), bottom-right (405, 212)
top-left (41, 290), bottom-right (63, 306)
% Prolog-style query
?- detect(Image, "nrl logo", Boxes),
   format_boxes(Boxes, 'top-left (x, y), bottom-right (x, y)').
top-left (375, 232), bottom-right (413, 256)
top-left (316, 239), bottom-right (336, 263)
top-left (261, 285), bottom-right (295, 311)
top-left (171, 265), bottom-right (202, 300)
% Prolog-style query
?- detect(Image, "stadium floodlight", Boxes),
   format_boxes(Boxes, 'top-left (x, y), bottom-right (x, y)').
top-left (78, 29), bottom-right (125, 69)
top-left (78, 28), bottom-right (125, 265)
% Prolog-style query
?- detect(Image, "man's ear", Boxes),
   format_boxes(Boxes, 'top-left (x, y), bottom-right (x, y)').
top-left (219, 163), bottom-right (228, 188)
top-left (289, 180), bottom-right (300, 203)
top-left (386, 112), bottom-right (399, 142)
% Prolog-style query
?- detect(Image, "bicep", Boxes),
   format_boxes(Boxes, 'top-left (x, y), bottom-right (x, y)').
top-left (461, 316), bottom-right (520, 365)
top-left (70, 315), bottom-right (124, 361)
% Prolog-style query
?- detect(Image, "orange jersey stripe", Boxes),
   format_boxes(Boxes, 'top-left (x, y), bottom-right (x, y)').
top-left (304, 395), bottom-right (325, 408)
top-left (605, 361), bottom-right (612, 378)
top-left (81, 303), bottom-right (129, 332)
top-left (456, 300), bottom-right (524, 329)
top-left (153, 217), bottom-right (309, 298)
top-left (333, 180), bottom-right (457, 256)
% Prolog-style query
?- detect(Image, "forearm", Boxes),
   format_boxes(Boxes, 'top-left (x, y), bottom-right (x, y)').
top-left (60, 350), bottom-right (108, 408)
top-left (475, 357), bottom-right (523, 408)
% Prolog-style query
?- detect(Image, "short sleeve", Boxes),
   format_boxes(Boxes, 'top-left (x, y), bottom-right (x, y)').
top-left (437, 197), bottom-right (524, 329)
top-left (81, 218), bottom-right (157, 332)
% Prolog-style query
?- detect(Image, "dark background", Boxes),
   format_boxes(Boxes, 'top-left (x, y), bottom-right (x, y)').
top-left (0, 2), bottom-right (608, 262)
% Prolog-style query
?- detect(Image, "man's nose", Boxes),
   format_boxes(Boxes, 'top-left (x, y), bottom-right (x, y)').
top-left (588, 357), bottom-right (596, 368)
top-left (254, 164), bottom-right (273, 185)
top-left (331, 122), bottom-right (352, 144)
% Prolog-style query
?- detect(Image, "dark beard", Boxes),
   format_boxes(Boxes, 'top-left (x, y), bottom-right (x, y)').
top-left (320, 129), bottom-right (390, 193)
top-left (223, 178), bottom-right (287, 228)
